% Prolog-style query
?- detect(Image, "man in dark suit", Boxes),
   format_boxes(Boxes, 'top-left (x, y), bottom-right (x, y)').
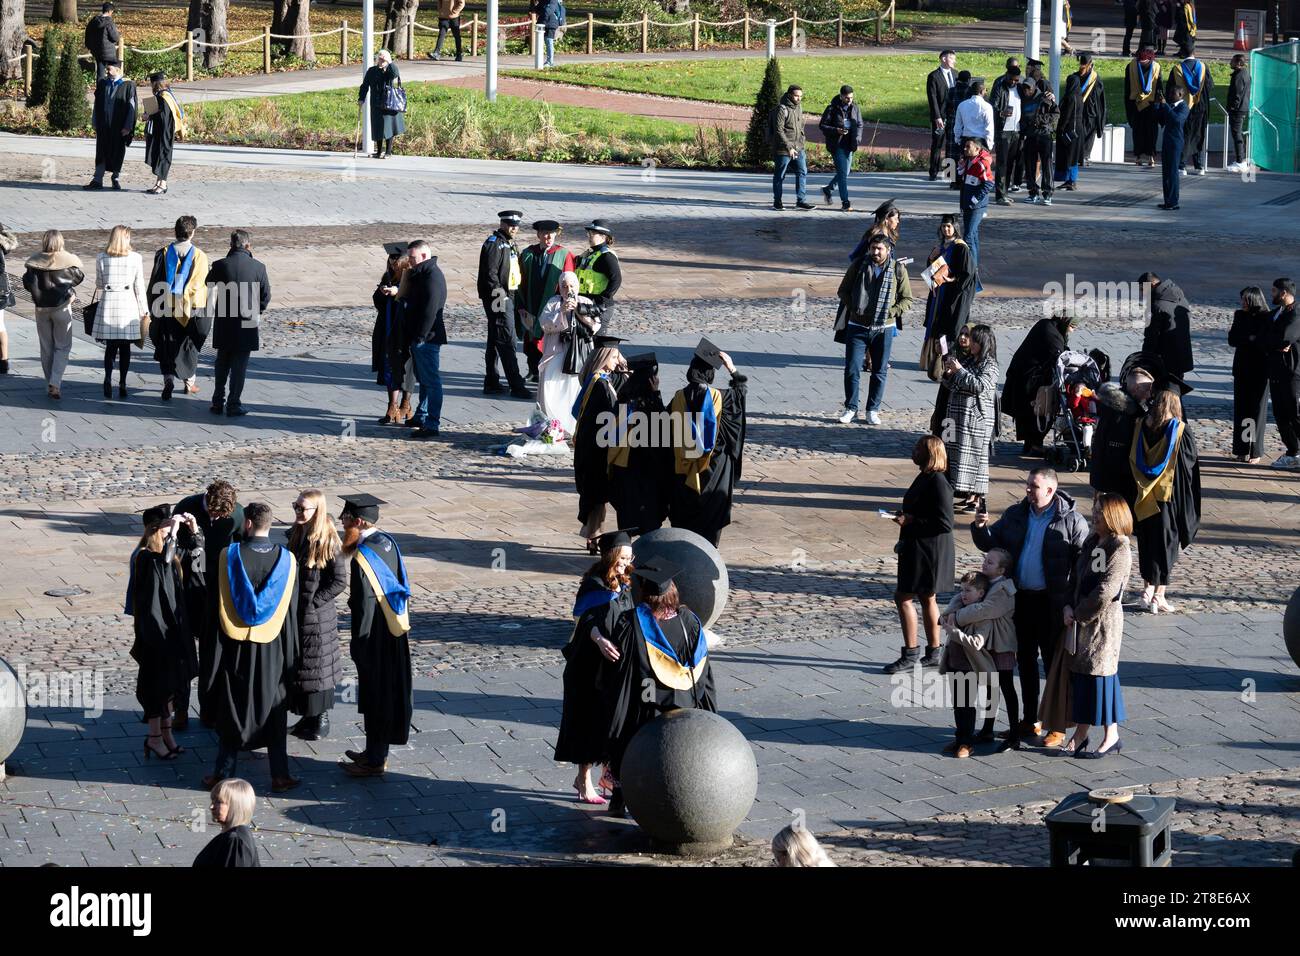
top-left (207, 230), bottom-right (271, 417)
top-left (403, 239), bottom-right (448, 438)
top-left (926, 50), bottom-right (957, 181)
top-left (85, 61), bottom-right (136, 191)
top-left (172, 480), bottom-right (244, 729)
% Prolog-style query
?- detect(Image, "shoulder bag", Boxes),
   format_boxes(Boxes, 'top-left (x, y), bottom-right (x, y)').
top-left (383, 75), bottom-right (407, 114)
top-left (82, 291), bottom-right (100, 336)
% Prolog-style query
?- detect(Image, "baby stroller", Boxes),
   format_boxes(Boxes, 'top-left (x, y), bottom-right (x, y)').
top-left (1044, 349), bottom-right (1108, 472)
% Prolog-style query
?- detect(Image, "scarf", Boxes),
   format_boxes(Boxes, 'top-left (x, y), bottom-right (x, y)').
top-left (1130, 417), bottom-right (1184, 520)
top-left (852, 258), bottom-right (895, 330)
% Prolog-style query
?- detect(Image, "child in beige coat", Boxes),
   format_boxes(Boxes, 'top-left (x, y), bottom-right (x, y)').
top-left (939, 571), bottom-right (998, 758)
top-left (949, 548), bottom-right (1021, 750)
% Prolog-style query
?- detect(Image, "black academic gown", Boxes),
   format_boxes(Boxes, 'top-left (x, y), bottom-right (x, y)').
top-left (1002, 317), bottom-right (1068, 443)
top-left (93, 76), bottom-right (137, 176)
top-left (1133, 419), bottom-right (1201, 585)
top-left (174, 494), bottom-right (243, 719)
top-left (608, 388), bottom-right (674, 537)
top-left (1080, 72), bottom-right (1108, 160)
top-left (348, 530), bottom-right (413, 748)
top-left (1055, 73), bottom-right (1084, 174)
top-left (922, 241), bottom-right (976, 349)
top-left (149, 246), bottom-right (210, 382)
top-left (128, 545), bottom-right (199, 719)
top-left (144, 90), bottom-right (177, 179)
top-left (193, 826), bottom-right (260, 868)
top-left (604, 605), bottom-right (717, 777)
top-left (573, 372), bottom-right (620, 526)
top-left (668, 377), bottom-right (748, 547)
top-left (207, 539), bottom-right (299, 749)
top-left (554, 576), bottom-right (633, 765)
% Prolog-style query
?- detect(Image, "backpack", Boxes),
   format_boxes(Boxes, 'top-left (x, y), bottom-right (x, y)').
top-left (557, 0), bottom-right (566, 26)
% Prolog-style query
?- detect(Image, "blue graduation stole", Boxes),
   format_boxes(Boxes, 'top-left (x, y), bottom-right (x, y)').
top-left (1137, 61), bottom-right (1154, 96)
top-left (572, 370), bottom-right (608, 423)
top-left (1134, 418), bottom-right (1181, 479)
top-left (218, 543), bottom-right (297, 643)
top-left (690, 387), bottom-right (719, 456)
top-left (637, 604), bottom-right (708, 692)
top-left (1081, 70), bottom-right (1098, 102)
top-left (1181, 60), bottom-right (1204, 96)
top-left (166, 244), bottom-right (196, 296)
top-left (355, 540), bottom-right (411, 635)
top-left (573, 585), bottom-right (622, 619)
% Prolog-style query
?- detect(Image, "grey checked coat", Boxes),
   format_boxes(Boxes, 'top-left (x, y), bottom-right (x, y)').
top-left (93, 251), bottom-right (148, 341)
top-left (942, 354), bottom-right (998, 495)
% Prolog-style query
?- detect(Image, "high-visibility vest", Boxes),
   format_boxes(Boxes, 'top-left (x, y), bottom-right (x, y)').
top-left (576, 246), bottom-right (611, 296)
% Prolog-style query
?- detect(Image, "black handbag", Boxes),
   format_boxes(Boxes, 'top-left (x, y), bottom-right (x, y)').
top-left (81, 292), bottom-right (99, 336)
top-left (382, 78), bottom-right (407, 114)
top-left (563, 325), bottom-right (592, 376)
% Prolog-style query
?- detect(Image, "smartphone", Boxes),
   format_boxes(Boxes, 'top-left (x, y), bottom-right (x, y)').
top-left (879, 508), bottom-right (899, 519)
top-left (938, 335), bottom-right (949, 356)
top-left (976, 498), bottom-right (988, 516)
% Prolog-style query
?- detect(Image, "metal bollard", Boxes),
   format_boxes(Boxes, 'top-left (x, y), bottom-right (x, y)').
top-left (766, 19), bottom-right (776, 59)
top-left (534, 24), bottom-right (545, 68)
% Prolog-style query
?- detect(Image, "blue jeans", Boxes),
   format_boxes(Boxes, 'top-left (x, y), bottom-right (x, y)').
top-left (773, 149), bottom-right (807, 204)
top-left (1055, 164), bottom-right (1079, 184)
top-left (962, 200), bottom-right (988, 270)
top-left (843, 324), bottom-right (894, 412)
top-left (410, 340), bottom-right (443, 429)
top-left (544, 29), bottom-right (555, 66)
top-left (826, 146), bottom-right (853, 204)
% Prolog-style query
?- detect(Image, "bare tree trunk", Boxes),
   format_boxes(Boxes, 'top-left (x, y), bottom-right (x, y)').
top-left (0, 0), bottom-right (24, 81)
top-left (271, 0), bottom-right (287, 52)
top-left (282, 0), bottom-right (314, 60)
top-left (186, 0), bottom-right (202, 32)
top-left (201, 0), bottom-right (228, 69)
top-left (50, 0), bottom-right (76, 23)
top-left (382, 0), bottom-right (419, 58)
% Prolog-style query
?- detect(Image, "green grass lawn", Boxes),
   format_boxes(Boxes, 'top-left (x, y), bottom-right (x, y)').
top-left (509, 54), bottom-right (1234, 129)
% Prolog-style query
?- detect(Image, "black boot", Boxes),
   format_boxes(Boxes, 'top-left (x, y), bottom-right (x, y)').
top-left (882, 645), bottom-right (922, 675)
top-left (607, 786), bottom-right (627, 818)
top-left (921, 644), bottom-right (944, 668)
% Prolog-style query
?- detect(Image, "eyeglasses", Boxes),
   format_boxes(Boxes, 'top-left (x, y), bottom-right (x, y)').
top-left (292, 503), bottom-right (314, 513)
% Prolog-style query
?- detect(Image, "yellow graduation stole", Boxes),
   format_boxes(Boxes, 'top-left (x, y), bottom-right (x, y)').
top-left (639, 607), bottom-right (709, 692)
top-left (1184, 3), bottom-right (1197, 36)
top-left (1130, 419), bottom-right (1184, 521)
top-left (1080, 69), bottom-right (1098, 104)
top-left (217, 547), bottom-right (297, 644)
top-left (1128, 59), bottom-right (1160, 110)
top-left (161, 89), bottom-right (185, 139)
top-left (670, 386), bottom-right (723, 494)
top-left (354, 548), bottom-right (411, 636)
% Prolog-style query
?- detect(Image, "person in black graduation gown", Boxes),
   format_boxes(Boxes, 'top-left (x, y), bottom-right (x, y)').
top-left (603, 562), bottom-right (716, 817)
top-left (1228, 286), bottom-right (1272, 462)
top-left (920, 216), bottom-right (976, 381)
top-left (1054, 62), bottom-right (1084, 189)
top-left (555, 529), bottom-right (635, 804)
top-left (668, 339), bottom-right (748, 547)
top-left (149, 215), bottom-right (210, 401)
top-left (202, 502), bottom-right (300, 793)
top-left (128, 504), bottom-right (201, 760)
top-left (339, 495), bottom-right (414, 777)
top-left (607, 351), bottom-right (673, 537)
top-left (86, 61), bottom-right (137, 190)
top-left (573, 337), bottom-right (626, 552)
top-left (1001, 313), bottom-right (1074, 455)
top-left (143, 71), bottom-right (181, 194)
top-left (173, 480), bottom-right (244, 731)
top-left (194, 778), bottom-right (260, 868)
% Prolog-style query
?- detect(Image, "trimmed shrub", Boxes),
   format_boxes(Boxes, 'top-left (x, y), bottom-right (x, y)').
top-left (29, 30), bottom-right (60, 108)
top-left (744, 54), bottom-right (781, 166)
top-left (48, 35), bottom-right (91, 131)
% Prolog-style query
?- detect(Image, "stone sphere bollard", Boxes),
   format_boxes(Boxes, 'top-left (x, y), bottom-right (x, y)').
top-left (1284, 586), bottom-right (1300, 669)
top-left (0, 657), bottom-right (26, 779)
top-left (621, 709), bottom-right (757, 855)
top-left (632, 527), bottom-right (728, 628)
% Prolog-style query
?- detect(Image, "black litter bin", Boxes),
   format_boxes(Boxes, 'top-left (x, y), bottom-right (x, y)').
top-left (1045, 790), bottom-right (1176, 867)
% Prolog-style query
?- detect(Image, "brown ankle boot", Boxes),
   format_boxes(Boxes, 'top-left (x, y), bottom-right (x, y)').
top-left (397, 394), bottom-right (412, 423)
top-left (378, 399), bottom-right (400, 425)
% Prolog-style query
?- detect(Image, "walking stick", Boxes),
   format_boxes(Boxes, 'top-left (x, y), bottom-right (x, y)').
top-left (353, 101), bottom-right (363, 157)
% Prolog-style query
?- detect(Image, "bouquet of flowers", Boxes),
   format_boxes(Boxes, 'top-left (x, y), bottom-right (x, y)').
top-left (540, 418), bottom-right (565, 444)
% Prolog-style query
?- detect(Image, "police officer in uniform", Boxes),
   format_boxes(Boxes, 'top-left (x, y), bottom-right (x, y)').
top-left (574, 219), bottom-right (623, 327)
top-left (477, 210), bottom-right (532, 398)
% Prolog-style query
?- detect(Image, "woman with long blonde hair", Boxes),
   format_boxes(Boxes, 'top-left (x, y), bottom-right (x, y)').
top-left (286, 490), bottom-right (347, 740)
top-left (771, 825), bottom-right (836, 866)
top-left (94, 224), bottom-right (149, 400)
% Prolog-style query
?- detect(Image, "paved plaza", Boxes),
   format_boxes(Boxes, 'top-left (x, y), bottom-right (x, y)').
top-left (1, 131), bottom-right (1298, 866)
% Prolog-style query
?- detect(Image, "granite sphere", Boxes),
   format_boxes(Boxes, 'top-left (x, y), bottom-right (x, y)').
top-left (1284, 586), bottom-right (1300, 669)
top-left (0, 657), bottom-right (26, 767)
top-left (632, 527), bottom-right (728, 627)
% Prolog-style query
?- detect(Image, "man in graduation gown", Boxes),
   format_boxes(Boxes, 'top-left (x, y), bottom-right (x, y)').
top-left (1165, 42), bottom-right (1213, 175)
top-left (607, 352), bottom-right (673, 537)
top-left (478, 209), bottom-right (532, 398)
top-left (1124, 47), bottom-right (1162, 167)
top-left (85, 61), bottom-right (137, 191)
top-left (202, 502), bottom-right (300, 793)
top-left (604, 562), bottom-right (716, 817)
top-left (1078, 53), bottom-right (1108, 167)
top-left (668, 339), bottom-right (748, 547)
top-left (517, 220), bottom-right (574, 383)
top-left (149, 215), bottom-right (210, 400)
top-left (573, 334), bottom-right (626, 547)
top-left (1053, 58), bottom-right (1085, 190)
top-left (172, 479), bottom-right (243, 730)
top-left (340, 495), bottom-right (414, 777)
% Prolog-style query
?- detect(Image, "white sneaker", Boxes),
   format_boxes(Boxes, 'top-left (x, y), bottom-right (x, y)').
top-left (1271, 454), bottom-right (1300, 469)
top-left (1028, 194), bottom-right (1043, 204)
top-left (1180, 168), bottom-right (1188, 177)
top-left (867, 410), bottom-right (882, 425)
top-left (838, 407), bottom-right (856, 425)
top-left (1042, 196), bottom-right (1053, 206)
top-left (1226, 162), bottom-right (1242, 173)
top-left (1194, 167), bottom-right (1206, 176)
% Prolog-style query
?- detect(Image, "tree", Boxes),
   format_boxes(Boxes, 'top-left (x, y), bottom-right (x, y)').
top-left (745, 55), bottom-right (782, 167)
top-left (280, 0), bottom-right (314, 60)
top-left (1, 0), bottom-right (27, 83)
top-left (49, 0), bottom-right (75, 23)
top-left (29, 27), bottom-right (58, 106)
top-left (48, 33), bottom-right (89, 130)
top-left (199, 0), bottom-right (228, 70)
top-left (382, 0), bottom-right (420, 59)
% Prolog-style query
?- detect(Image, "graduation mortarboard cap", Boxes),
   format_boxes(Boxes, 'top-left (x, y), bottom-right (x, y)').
top-left (1026, 58), bottom-right (1044, 68)
top-left (497, 209), bottom-right (523, 224)
top-left (383, 241), bottom-right (407, 257)
top-left (693, 337), bottom-right (724, 370)
top-left (633, 561), bottom-right (679, 596)
top-left (340, 493), bottom-right (386, 522)
top-left (1158, 372), bottom-right (1194, 397)
top-left (626, 352), bottom-right (658, 372)
top-left (593, 334), bottom-right (624, 348)
top-left (142, 504), bottom-right (173, 528)
top-left (148, 71), bottom-right (167, 84)
top-left (596, 527), bottom-right (637, 553)
top-left (533, 219), bottom-right (561, 232)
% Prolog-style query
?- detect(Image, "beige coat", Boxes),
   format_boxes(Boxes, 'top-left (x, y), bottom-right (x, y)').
top-left (953, 576), bottom-right (1017, 653)
top-left (439, 0), bottom-right (466, 17)
top-left (1067, 533), bottom-right (1132, 677)
top-left (938, 594), bottom-right (997, 674)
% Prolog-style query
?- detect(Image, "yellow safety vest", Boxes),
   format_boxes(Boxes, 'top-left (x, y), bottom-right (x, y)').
top-left (576, 247), bottom-right (611, 296)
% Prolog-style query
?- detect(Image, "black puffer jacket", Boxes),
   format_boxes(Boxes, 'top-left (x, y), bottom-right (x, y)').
top-left (290, 545), bottom-right (347, 695)
top-left (22, 250), bottom-right (85, 308)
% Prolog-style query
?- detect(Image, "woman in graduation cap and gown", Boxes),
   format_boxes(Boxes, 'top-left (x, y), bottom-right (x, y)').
top-left (340, 494), bottom-right (414, 777)
top-left (143, 72), bottom-right (183, 195)
top-left (573, 338), bottom-right (626, 552)
top-left (203, 502), bottom-right (300, 792)
top-left (919, 215), bottom-right (976, 382)
top-left (555, 528), bottom-right (635, 804)
top-left (668, 340), bottom-right (748, 547)
top-left (608, 351), bottom-right (674, 537)
top-left (128, 504), bottom-right (201, 760)
top-left (1129, 379), bottom-right (1200, 614)
top-left (602, 562), bottom-right (716, 816)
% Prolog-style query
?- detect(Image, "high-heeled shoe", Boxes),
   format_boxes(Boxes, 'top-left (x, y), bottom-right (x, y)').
top-left (585, 537), bottom-right (599, 555)
top-left (103, 377), bottom-right (112, 398)
top-left (1070, 738), bottom-right (1093, 758)
top-left (1083, 739), bottom-right (1123, 759)
top-left (160, 721), bottom-right (185, 754)
top-left (144, 735), bottom-right (179, 760)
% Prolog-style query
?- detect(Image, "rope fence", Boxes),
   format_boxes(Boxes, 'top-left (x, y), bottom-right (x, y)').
top-left (7, 3), bottom-right (897, 92)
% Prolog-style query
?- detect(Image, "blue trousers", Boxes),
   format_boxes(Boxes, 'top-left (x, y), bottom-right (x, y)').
top-left (962, 201), bottom-right (988, 270)
top-left (826, 146), bottom-right (853, 204)
top-left (1161, 144), bottom-right (1182, 205)
top-left (773, 149), bottom-right (807, 204)
top-left (1055, 164), bottom-right (1079, 184)
top-left (410, 340), bottom-right (443, 428)
top-left (544, 29), bottom-right (555, 66)
top-left (843, 324), bottom-right (894, 412)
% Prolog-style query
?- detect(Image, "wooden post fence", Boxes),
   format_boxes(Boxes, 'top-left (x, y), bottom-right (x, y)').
top-left (837, 14), bottom-right (844, 46)
top-left (263, 26), bottom-right (271, 73)
top-left (528, 13), bottom-right (536, 53)
top-left (743, 16), bottom-right (749, 49)
top-left (116, 36), bottom-right (125, 65)
top-left (692, 14), bottom-right (699, 51)
top-left (641, 13), bottom-right (648, 53)
top-left (876, 11), bottom-right (882, 43)
top-left (471, 14), bottom-right (479, 57)
top-left (341, 20), bottom-right (348, 64)
top-left (407, 15), bottom-right (416, 59)
top-left (586, 12), bottom-right (594, 54)
top-left (890, 2), bottom-right (896, 30)
top-left (23, 45), bottom-right (33, 98)
top-left (185, 33), bottom-right (194, 81)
